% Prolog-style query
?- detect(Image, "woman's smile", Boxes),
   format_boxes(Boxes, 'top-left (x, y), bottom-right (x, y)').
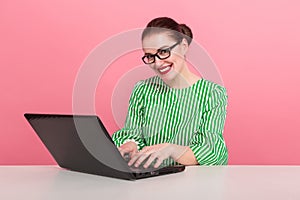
top-left (157, 64), bottom-right (173, 75)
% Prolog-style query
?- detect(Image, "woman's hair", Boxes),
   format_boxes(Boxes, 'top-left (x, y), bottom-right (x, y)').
top-left (142, 17), bottom-right (193, 45)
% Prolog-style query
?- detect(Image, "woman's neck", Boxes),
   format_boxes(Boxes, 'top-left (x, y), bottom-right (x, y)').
top-left (165, 63), bottom-right (201, 89)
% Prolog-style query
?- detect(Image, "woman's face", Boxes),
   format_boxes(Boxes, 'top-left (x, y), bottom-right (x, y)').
top-left (142, 32), bottom-right (188, 82)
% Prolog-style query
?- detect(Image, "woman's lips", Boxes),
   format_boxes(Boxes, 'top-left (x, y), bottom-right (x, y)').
top-left (157, 64), bottom-right (173, 75)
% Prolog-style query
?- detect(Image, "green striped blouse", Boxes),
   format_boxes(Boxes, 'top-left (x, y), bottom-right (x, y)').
top-left (112, 76), bottom-right (228, 165)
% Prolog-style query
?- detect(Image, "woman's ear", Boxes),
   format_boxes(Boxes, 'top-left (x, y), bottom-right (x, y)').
top-left (180, 38), bottom-right (189, 55)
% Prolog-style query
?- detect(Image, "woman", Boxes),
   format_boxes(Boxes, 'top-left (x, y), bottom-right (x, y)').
top-left (112, 17), bottom-right (228, 168)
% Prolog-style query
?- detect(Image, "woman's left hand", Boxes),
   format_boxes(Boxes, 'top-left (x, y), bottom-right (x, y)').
top-left (128, 143), bottom-right (188, 168)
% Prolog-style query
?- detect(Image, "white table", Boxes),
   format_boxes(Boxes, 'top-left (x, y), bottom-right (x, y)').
top-left (1, 165), bottom-right (299, 200)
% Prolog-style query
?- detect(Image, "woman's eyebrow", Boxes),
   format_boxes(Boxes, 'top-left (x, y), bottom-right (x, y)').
top-left (158, 45), bottom-right (169, 50)
top-left (143, 44), bottom-right (170, 55)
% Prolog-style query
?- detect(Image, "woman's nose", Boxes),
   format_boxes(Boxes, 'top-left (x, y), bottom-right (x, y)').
top-left (154, 57), bottom-right (164, 67)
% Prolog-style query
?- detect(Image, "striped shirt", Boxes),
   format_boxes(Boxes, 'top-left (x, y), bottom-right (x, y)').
top-left (112, 76), bottom-right (228, 165)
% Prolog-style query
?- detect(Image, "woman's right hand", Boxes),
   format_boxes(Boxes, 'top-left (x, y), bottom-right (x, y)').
top-left (118, 141), bottom-right (138, 158)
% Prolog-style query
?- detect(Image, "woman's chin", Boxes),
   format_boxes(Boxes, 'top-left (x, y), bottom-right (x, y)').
top-left (158, 73), bottom-right (176, 83)
top-left (155, 66), bottom-right (178, 83)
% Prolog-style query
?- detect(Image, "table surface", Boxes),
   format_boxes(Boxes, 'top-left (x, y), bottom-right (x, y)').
top-left (0, 165), bottom-right (300, 200)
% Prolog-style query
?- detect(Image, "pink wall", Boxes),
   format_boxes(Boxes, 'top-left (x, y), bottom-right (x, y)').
top-left (1, 0), bottom-right (300, 165)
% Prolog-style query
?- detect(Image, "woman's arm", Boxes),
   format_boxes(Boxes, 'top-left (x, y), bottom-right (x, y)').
top-left (112, 81), bottom-right (146, 151)
top-left (171, 145), bottom-right (198, 165)
top-left (188, 85), bottom-right (228, 165)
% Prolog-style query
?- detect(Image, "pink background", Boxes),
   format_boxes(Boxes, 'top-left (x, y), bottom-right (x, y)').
top-left (1, 0), bottom-right (300, 165)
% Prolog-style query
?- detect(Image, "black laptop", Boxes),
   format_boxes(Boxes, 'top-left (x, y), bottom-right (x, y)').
top-left (24, 113), bottom-right (185, 180)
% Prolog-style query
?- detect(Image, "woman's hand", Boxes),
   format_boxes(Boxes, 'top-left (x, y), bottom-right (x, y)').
top-left (118, 141), bottom-right (138, 158)
top-left (128, 143), bottom-right (189, 168)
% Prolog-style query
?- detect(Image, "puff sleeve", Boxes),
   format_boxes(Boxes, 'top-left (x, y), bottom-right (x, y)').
top-left (189, 85), bottom-right (228, 165)
top-left (112, 81), bottom-right (147, 151)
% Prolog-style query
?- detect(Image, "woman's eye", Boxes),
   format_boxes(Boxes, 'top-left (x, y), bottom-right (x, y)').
top-left (158, 49), bottom-right (169, 56)
top-left (146, 55), bottom-right (154, 59)
top-left (145, 55), bottom-right (155, 61)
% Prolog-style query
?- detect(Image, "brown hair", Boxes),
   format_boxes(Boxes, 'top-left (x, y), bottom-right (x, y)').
top-left (142, 17), bottom-right (193, 45)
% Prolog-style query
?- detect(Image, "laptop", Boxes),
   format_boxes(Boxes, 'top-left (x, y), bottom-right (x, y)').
top-left (24, 113), bottom-right (185, 180)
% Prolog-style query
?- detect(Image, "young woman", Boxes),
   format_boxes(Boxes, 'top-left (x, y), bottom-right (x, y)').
top-left (112, 17), bottom-right (228, 168)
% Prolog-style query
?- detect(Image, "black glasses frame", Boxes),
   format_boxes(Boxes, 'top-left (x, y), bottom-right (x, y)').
top-left (142, 41), bottom-right (181, 64)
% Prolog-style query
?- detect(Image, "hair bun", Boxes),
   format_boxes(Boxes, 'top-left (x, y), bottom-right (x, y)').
top-left (178, 24), bottom-right (193, 45)
top-left (142, 17), bottom-right (194, 46)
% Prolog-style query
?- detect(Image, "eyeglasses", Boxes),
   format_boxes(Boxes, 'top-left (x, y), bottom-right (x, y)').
top-left (142, 41), bottom-right (181, 64)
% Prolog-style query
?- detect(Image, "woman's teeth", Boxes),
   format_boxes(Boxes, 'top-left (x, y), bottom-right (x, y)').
top-left (158, 65), bottom-right (172, 74)
top-left (160, 66), bottom-right (170, 72)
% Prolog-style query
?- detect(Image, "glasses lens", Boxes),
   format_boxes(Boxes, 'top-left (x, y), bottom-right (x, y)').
top-left (143, 54), bottom-right (155, 64)
top-left (157, 49), bottom-right (170, 59)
